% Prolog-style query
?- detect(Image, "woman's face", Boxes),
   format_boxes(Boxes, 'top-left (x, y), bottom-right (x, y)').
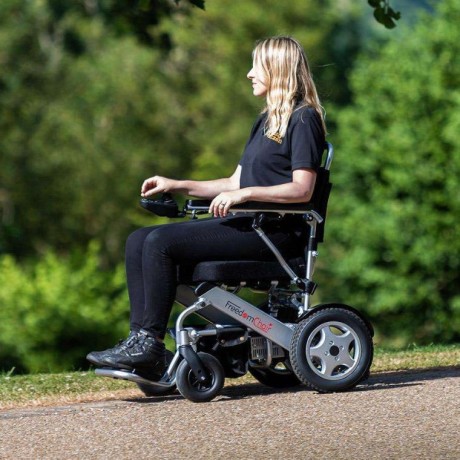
top-left (247, 62), bottom-right (268, 98)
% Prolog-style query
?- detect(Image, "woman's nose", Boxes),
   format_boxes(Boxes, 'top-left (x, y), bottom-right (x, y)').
top-left (247, 68), bottom-right (254, 79)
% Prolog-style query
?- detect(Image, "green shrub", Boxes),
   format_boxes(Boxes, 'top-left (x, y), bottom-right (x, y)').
top-left (0, 243), bottom-right (130, 373)
top-left (321, 0), bottom-right (460, 346)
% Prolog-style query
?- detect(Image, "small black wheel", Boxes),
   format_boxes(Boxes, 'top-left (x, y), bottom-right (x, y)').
top-left (137, 350), bottom-right (177, 397)
top-left (176, 352), bottom-right (225, 403)
top-left (249, 360), bottom-right (301, 388)
top-left (290, 306), bottom-right (373, 392)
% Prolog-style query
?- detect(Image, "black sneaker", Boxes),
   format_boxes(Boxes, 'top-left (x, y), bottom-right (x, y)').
top-left (86, 331), bottom-right (139, 368)
top-left (104, 329), bottom-right (166, 379)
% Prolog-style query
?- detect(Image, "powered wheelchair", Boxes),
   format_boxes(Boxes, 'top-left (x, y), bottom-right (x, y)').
top-left (95, 142), bottom-right (374, 402)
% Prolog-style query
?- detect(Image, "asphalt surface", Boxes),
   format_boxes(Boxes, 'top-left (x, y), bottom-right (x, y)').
top-left (0, 367), bottom-right (459, 459)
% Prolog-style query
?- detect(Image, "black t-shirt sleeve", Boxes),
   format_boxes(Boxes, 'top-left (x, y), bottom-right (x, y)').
top-left (289, 108), bottom-right (324, 171)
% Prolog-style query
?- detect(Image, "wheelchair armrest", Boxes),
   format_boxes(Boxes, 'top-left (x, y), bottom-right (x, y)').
top-left (142, 196), bottom-right (321, 221)
top-left (229, 201), bottom-right (314, 215)
top-left (186, 199), bottom-right (311, 211)
top-left (184, 200), bottom-right (212, 214)
top-left (185, 199), bottom-right (318, 217)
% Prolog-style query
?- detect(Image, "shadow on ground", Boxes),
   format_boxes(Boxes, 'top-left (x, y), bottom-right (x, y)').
top-left (124, 365), bottom-right (460, 404)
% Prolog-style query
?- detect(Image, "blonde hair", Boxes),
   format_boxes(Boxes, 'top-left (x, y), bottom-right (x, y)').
top-left (252, 36), bottom-right (326, 139)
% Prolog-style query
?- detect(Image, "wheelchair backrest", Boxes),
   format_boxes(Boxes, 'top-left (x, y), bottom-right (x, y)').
top-left (310, 142), bottom-right (333, 243)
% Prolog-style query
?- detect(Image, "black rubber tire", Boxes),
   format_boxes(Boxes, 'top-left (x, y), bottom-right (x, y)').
top-left (136, 350), bottom-right (177, 397)
top-left (249, 361), bottom-right (301, 388)
top-left (176, 352), bottom-right (225, 403)
top-left (290, 307), bottom-right (373, 392)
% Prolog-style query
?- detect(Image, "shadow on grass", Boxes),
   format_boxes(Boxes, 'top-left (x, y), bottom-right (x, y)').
top-left (359, 365), bottom-right (460, 389)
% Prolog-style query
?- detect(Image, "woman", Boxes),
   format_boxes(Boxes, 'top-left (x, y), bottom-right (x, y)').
top-left (87, 36), bottom-right (326, 378)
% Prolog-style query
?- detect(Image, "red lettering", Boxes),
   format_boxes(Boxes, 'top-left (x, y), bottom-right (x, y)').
top-left (254, 317), bottom-right (273, 333)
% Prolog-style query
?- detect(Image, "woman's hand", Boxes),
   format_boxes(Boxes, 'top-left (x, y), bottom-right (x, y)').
top-left (209, 189), bottom-right (248, 217)
top-left (141, 176), bottom-right (176, 197)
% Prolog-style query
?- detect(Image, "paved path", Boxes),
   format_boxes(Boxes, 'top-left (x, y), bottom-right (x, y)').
top-left (0, 367), bottom-right (459, 459)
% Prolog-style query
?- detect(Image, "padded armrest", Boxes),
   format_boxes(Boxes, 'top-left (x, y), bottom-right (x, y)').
top-left (185, 200), bottom-right (211, 211)
top-left (185, 199), bottom-right (317, 216)
top-left (229, 201), bottom-right (313, 214)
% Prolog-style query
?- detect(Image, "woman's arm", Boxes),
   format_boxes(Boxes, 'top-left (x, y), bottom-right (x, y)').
top-left (141, 166), bottom-right (242, 199)
top-left (209, 168), bottom-right (316, 217)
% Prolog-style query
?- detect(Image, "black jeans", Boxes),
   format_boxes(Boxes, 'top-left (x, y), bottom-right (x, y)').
top-left (125, 214), bottom-right (305, 338)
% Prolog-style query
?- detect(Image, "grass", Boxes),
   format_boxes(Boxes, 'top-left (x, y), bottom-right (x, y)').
top-left (1, 343), bottom-right (459, 411)
top-left (0, 371), bottom-right (136, 411)
top-left (372, 343), bottom-right (460, 372)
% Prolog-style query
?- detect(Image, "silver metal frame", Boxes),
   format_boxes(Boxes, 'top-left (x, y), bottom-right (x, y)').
top-left (176, 287), bottom-right (295, 350)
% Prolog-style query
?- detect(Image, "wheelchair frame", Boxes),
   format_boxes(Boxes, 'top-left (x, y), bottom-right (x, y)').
top-left (96, 142), bottom-right (374, 402)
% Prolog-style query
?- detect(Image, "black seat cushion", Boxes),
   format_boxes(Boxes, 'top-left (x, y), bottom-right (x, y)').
top-left (177, 257), bottom-right (305, 285)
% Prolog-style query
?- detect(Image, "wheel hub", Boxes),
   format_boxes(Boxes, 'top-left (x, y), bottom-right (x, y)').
top-left (329, 345), bottom-right (340, 356)
top-left (306, 321), bottom-right (361, 381)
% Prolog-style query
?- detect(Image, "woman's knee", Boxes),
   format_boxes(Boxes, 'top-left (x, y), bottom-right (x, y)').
top-left (142, 225), bottom-right (176, 256)
top-left (126, 227), bottom-right (157, 256)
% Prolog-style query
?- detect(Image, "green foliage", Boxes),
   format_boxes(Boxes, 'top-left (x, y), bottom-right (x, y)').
top-left (322, 0), bottom-right (460, 346)
top-left (0, 243), bottom-right (129, 373)
top-left (178, 0), bottom-right (206, 9)
top-left (0, 1), bottom-right (194, 260)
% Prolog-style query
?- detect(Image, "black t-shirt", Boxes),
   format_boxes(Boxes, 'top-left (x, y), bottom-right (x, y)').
top-left (239, 106), bottom-right (325, 188)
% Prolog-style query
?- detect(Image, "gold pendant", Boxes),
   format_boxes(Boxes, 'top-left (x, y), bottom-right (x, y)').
top-left (267, 132), bottom-right (283, 144)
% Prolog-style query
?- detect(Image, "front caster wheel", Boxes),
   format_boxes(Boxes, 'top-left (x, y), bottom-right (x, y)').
top-left (176, 352), bottom-right (225, 402)
top-left (290, 307), bottom-right (373, 392)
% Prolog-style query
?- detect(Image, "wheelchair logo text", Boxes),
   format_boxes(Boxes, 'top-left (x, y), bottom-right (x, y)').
top-left (224, 301), bottom-right (273, 333)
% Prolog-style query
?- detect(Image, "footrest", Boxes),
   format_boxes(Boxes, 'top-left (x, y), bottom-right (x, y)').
top-left (95, 368), bottom-right (174, 389)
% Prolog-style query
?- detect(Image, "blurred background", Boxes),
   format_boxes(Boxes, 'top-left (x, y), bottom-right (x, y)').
top-left (0, 0), bottom-right (458, 374)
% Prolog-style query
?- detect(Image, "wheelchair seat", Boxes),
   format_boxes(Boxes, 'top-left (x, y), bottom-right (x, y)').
top-left (177, 256), bottom-right (306, 286)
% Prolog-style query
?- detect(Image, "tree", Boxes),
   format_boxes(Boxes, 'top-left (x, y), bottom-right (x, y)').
top-left (175, 0), bottom-right (402, 29)
top-left (0, 1), bottom-right (197, 261)
top-left (321, 0), bottom-right (460, 345)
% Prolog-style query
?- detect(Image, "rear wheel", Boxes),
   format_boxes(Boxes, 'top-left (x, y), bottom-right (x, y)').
top-left (290, 307), bottom-right (373, 392)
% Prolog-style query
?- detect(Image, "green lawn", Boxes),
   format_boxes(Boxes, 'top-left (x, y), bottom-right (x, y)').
top-left (1, 344), bottom-right (459, 410)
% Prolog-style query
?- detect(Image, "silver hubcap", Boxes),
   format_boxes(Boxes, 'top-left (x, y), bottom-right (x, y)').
top-left (306, 321), bottom-right (361, 381)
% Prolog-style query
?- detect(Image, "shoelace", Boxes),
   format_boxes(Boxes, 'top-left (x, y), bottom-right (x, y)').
top-left (137, 330), bottom-right (154, 345)
top-left (134, 332), bottom-right (160, 353)
top-left (121, 333), bottom-right (139, 350)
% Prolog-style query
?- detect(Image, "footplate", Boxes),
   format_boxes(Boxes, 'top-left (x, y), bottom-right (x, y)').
top-left (95, 368), bottom-right (175, 389)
